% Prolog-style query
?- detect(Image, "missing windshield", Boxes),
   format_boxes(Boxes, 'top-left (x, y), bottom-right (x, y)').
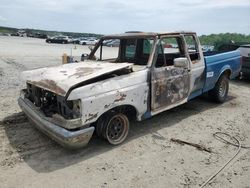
top-left (90, 37), bottom-right (154, 66)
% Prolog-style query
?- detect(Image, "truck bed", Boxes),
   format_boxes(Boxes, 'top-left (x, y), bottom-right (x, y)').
top-left (203, 50), bottom-right (241, 93)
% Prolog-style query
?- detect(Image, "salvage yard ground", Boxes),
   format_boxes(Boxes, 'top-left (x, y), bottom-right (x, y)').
top-left (0, 36), bottom-right (249, 188)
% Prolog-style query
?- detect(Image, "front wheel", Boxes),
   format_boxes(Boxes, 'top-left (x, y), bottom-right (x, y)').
top-left (209, 75), bottom-right (229, 103)
top-left (96, 112), bottom-right (130, 145)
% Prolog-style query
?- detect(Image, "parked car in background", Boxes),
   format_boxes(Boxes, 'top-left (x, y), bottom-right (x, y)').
top-left (27, 32), bottom-right (48, 39)
top-left (10, 33), bottom-right (19, 36)
top-left (103, 39), bottom-right (113, 46)
top-left (202, 45), bottom-right (215, 52)
top-left (238, 44), bottom-right (250, 76)
top-left (106, 39), bottom-right (120, 47)
top-left (27, 33), bottom-right (35, 37)
top-left (80, 38), bottom-right (98, 45)
top-left (46, 36), bottom-right (72, 44)
top-left (34, 33), bottom-right (48, 39)
top-left (72, 38), bottom-right (82, 44)
top-left (79, 38), bottom-right (89, 45)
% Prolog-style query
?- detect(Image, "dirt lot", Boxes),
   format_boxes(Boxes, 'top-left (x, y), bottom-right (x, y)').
top-left (0, 36), bottom-right (249, 188)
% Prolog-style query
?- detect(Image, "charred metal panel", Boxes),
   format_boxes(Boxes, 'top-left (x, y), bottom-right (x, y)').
top-left (68, 67), bottom-right (100, 78)
top-left (27, 79), bottom-right (66, 96)
top-left (21, 61), bottom-right (133, 96)
top-left (68, 69), bottom-right (149, 123)
top-left (152, 66), bottom-right (190, 110)
top-left (185, 34), bottom-right (206, 95)
top-left (81, 84), bottom-right (149, 124)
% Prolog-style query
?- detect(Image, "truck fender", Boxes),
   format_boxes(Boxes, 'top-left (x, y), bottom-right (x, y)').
top-left (78, 84), bottom-right (149, 125)
top-left (217, 65), bottom-right (232, 82)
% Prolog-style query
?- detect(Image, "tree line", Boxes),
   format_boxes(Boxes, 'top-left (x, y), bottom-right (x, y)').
top-left (199, 33), bottom-right (250, 49)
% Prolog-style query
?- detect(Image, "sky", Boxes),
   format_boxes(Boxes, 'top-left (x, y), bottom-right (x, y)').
top-left (0, 0), bottom-right (250, 35)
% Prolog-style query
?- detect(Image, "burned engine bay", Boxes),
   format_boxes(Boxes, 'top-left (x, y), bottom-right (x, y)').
top-left (25, 83), bottom-right (81, 120)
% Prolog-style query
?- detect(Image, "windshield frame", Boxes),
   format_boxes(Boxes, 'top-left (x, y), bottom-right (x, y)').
top-left (88, 36), bottom-right (157, 67)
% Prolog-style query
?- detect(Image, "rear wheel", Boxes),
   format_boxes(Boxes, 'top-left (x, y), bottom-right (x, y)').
top-left (209, 74), bottom-right (229, 103)
top-left (96, 111), bottom-right (129, 145)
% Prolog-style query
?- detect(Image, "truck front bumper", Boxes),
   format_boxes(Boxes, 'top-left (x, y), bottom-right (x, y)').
top-left (18, 97), bottom-right (95, 149)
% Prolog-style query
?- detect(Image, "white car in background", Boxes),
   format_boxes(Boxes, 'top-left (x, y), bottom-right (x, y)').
top-left (80, 38), bottom-right (98, 45)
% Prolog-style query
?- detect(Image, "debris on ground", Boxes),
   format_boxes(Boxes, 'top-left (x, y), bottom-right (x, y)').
top-left (170, 138), bottom-right (212, 153)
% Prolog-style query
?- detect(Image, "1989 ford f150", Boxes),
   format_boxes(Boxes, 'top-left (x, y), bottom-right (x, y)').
top-left (18, 32), bottom-right (241, 149)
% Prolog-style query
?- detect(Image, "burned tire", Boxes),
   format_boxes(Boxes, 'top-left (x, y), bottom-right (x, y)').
top-left (96, 111), bottom-right (129, 145)
top-left (209, 74), bottom-right (229, 103)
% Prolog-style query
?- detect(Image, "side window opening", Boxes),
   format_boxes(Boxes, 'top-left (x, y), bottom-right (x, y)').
top-left (93, 39), bottom-right (120, 62)
top-left (155, 36), bottom-right (184, 68)
top-left (184, 35), bottom-right (200, 61)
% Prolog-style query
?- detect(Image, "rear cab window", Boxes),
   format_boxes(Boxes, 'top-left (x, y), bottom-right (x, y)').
top-left (125, 39), bottom-right (137, 59)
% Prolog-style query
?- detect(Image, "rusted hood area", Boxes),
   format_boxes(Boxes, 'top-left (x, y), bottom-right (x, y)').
top-left (21, 61), bottom-right (133, 96)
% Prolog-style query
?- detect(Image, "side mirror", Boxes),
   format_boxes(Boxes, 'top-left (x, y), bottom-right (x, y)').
top-left (81, 53), bottom-right (89, 61)
top-left (174, 57), bottom-right (188, 68)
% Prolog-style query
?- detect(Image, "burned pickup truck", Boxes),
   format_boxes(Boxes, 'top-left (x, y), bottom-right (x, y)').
top-left (18, 32), bottom-right (241, 149)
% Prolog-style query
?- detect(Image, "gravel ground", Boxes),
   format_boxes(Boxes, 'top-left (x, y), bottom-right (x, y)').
top-left (0, 36), bottom-right (249, 188)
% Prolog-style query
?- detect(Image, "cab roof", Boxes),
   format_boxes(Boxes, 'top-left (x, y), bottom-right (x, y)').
top-left (102, 31), bottom-right (196, 39)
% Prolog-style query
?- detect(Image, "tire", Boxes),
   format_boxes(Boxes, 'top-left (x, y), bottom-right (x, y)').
top-left (209, 74), bottom-right (229, 103)
top-left (96, 111), bottom-right (129, 145)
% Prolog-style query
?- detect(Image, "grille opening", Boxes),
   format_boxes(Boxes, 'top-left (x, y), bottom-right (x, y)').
top-left (26, 83), bottom-right (80, 119)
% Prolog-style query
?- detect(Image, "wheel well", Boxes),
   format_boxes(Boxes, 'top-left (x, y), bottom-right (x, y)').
top-left (222, 69), bottom-right (231, 78)
top-left (99, 105), bottom-right (137, 121)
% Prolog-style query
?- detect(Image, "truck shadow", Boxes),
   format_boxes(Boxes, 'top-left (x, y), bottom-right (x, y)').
top-left (2, 95), bottom-right (236, 173)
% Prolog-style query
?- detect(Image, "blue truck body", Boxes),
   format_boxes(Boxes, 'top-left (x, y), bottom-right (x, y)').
top-left (203, 50), bottom-right (241, 93)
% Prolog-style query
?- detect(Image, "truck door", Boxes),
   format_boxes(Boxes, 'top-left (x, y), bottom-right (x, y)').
top-left (151, 35), bottom-right (190, 111)
top-left (183, 34), bottom-right (205, 97)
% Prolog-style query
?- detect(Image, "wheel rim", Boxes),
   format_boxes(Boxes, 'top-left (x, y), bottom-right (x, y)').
top-left (219, 79), bottom-right (227, 98)
top-left (106, 114), bottom-right (129, 144)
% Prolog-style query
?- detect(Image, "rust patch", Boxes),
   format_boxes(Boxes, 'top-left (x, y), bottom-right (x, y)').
top-left (28, 79), bottom-right (66, 96)
top-left (114, 93), bottom-right (127, 103)
top-left (104, 104), bottom-right (111, 109)
top-left (85, 112), bottom-right (98, 122)
top-left (68, 67), bottom-right (101, 79)
top-left (152, 67), bottom-right (189, 110)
